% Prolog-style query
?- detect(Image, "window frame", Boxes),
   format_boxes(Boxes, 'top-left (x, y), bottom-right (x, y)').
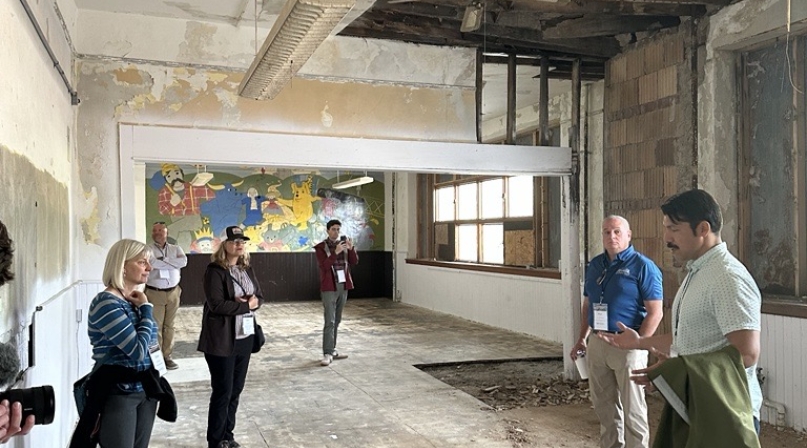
top-left (411, 127), bottom-right (562, 279)
top-left (739, 34), bottom-right (807, 317)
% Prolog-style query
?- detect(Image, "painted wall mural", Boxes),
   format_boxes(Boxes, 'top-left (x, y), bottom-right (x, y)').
top-left (145, 164), bottom-right (384, 253)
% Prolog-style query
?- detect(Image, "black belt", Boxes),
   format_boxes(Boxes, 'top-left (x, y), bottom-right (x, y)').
top-left (146, 285), bottom-right (177, 292)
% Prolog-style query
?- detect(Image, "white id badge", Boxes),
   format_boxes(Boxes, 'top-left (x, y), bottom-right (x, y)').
top-left (242, 314), bottom-right (255, 336)
top-left (149, 343), bottom-right (168, 376)
top-left (593, 303), bottom-right (609, 331)
top-left (158, 269), bottom-right (169, 279)
top-left (336, 269), bottom-right (347, 283)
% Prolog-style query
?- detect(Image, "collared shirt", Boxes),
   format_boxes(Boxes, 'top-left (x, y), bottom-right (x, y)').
top-left (671, 242), bottom-right (762, 418)
top-left (147, 241), bottom-right (188, 289)
top-left (88, 291), bottom-right (156, 392)
top-left (583, 245), bottom-right (663, 332)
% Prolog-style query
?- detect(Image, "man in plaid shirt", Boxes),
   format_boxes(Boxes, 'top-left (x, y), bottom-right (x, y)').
top-left (157, 164), bottom-right (215, 216)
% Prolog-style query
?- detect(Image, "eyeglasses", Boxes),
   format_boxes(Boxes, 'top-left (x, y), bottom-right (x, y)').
top-left (228, 239), bottom-right (246, 245)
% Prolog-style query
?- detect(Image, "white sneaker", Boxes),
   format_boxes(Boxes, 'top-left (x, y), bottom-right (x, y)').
top-left (332, 351), bottom-right (348, 360)
top-left (320, 354), bottom-right (332, 366)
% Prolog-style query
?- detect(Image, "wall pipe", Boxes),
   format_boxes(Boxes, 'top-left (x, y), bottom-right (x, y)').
top-left (18, 0), bottom-right (80, 105)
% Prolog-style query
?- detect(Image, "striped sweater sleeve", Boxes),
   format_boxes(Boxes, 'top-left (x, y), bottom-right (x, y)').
top-left (88, 293), bottom-right (155, 363)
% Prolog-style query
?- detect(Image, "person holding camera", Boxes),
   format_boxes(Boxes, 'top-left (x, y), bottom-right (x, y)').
top-left (314, 219), bottom-right (359, 367)
top-left (0, 400), bottom-right (33, 444)
top-left (71, 239), bottom-right (177, 448)
top-left (198, 226), bottom-right (263, 448)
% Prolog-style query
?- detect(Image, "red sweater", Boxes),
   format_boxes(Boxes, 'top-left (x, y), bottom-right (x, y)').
top-left (314, 239), bottom-right (359, 291)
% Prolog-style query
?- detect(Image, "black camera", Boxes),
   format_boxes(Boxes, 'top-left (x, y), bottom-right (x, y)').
top-left (339, 235), bottom-right (347, 242)
top-left (0, 385), bottom-right (55, 425)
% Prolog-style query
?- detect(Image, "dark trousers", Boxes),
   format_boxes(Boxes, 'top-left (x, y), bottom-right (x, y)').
top-left (204, 338), bottom-right (252, 448)
top-left (98, 391), bottom-right (158, 448)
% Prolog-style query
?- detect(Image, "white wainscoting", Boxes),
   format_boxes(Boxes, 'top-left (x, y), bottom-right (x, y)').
top-left (396, 255), bottom-right (564, 344)
top-left (759, 313), bottom-right (807, 431)
top-left (19, 281), bottom-right (103, 448)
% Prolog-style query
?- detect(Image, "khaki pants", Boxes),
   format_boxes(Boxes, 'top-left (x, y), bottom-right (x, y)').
top-left (587, 335), bottom-right (649, 448)
top-left (145, 286), bottom-right (181, 359)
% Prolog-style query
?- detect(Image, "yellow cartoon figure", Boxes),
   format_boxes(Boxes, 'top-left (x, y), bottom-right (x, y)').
top-left (276, 177), bottom-right (320, 230)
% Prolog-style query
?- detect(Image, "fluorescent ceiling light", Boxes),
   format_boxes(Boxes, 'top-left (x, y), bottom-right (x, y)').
top-left (238, 0), bottom-right (357, 100)
top-left (332, 176), bottom-right (373, 189)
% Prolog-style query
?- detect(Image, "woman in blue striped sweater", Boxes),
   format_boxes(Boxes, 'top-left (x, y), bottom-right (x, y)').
top-left (85, 239), bottom-right (159, 448)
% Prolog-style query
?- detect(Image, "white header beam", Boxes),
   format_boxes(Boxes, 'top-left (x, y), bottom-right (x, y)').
top-left (120, 124), bottom-right (572, 177)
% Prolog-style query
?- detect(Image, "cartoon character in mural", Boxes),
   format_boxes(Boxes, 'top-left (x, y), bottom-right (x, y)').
top-left (262, 184), bottom-right (295, 231)
top-left (152, 163), bottom-right (216, 247)
top-left (157, 164), bottom-right (216, 216)
top-left (275, 177), bottom-right (321, 231)
top-left (189, 226), bottom-right (218, 254)
top-left (199, 182), bottom-right (246, 236)
top-left (242, 225), bottom-right (270, 252)
top-left (241, 187), bottom-right (266, 228)
top-left (262, 228), bottom-right (290, 252)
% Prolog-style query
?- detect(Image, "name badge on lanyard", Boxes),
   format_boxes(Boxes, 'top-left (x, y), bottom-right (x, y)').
top-left (149, 343), bottom-right (168, 376)
top-left (593, 303), bottom-right (609, 331)
top-left (336, 268), bottom-right (347, 283)
top-left (242, 314), bottom-right (255, 336)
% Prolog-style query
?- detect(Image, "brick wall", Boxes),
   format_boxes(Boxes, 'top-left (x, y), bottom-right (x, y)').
top-left (603, 22), bottom-right (698, 335)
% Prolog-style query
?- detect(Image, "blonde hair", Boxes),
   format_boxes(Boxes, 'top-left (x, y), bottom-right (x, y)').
top-left (211, 241), bottom-right (250, 269)
top-left (102, 239), bottom-right (151, 289)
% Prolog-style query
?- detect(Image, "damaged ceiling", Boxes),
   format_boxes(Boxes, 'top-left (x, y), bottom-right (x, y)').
top-left (341, 0), bottom-right (735, 78)
top-left (70, 0), bottom-right (737, 118)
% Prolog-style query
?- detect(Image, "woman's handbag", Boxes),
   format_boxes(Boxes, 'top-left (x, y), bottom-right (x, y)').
top-left (252, 323), bottom-right (266, 353)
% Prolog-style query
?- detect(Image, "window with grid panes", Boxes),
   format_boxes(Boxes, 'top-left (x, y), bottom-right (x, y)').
top-left (428, 128), bottom-right (561, 269)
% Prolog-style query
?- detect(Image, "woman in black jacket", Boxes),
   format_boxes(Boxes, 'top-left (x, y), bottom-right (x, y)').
top-left (198, 226), bottom-right (263, 448)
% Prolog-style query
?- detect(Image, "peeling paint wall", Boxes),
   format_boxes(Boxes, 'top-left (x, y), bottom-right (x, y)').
top-left (1, 1), bottom-right (78, 446)
top-left (73, 8), bottom-right (477, 88)
top-left (75, 59), bottom-right (475, 279)
top-left (702, 0), bottom-right (807, 431)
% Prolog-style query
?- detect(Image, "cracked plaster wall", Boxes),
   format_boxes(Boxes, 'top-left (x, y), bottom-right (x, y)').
top-left (700, 0), bottom-right (807, 249)
top-left (75, 60), bottom-right (475, 279)
top-left (74, 8), bottom-right (477, 88)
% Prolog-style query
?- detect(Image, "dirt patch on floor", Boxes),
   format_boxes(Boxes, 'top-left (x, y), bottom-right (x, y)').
top-left (419, 359), bottom-right (807, 448)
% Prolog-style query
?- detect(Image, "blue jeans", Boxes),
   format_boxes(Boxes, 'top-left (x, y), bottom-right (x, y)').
top-left (754, 416), bottom-right (760, 435)
top-left (99, 391), bottom-right (157, 448)
top-left (321, 284), bottom-right (348, 355)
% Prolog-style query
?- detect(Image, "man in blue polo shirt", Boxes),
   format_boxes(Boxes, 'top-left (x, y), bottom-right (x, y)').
top-left (570, 215), bottom-right (663, 448)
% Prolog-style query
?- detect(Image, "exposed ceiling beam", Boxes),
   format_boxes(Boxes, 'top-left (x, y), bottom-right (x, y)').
top-left (410, 0), bottom-right (707, 17)
top-left (341, 12), bottom-right (621, 59)
top-left (543, 14), bottom-right (680, 39)
top-left (482, 55), bottom-right (606, 80)
top-left (598, 0), bottom-right (729, 4)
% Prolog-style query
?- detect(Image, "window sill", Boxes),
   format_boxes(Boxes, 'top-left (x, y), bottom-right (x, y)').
top-left (761, 298), bottom-right (807, 319)
top-left (405, 258), bottom-right (561, 279)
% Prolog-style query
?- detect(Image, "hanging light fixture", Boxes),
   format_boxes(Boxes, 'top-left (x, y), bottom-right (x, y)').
top-left (238, 0), bottom-right (358, 100)
top-left (460, 3), bottom-right (484, 33)
top-left (332, 175), bottom-right (373, 189)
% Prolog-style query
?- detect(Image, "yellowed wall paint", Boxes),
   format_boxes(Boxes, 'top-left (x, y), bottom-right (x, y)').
top-left (75, 59), bottom-right (475, 278)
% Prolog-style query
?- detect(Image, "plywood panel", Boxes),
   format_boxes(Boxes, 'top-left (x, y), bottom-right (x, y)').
top-left (505, 229), bottom-right (535, 266)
